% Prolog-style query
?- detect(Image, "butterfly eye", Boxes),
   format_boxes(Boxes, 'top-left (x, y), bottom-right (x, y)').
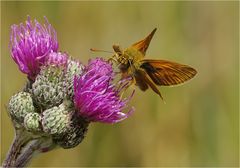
top-left (113, 45), bottom-right (122, 54)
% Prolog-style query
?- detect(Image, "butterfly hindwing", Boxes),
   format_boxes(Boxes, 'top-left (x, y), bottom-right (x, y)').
top-left (134, 68), bottom-right (164, 99)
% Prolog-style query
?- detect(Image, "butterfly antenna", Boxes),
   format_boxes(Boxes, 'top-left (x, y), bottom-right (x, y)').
top-left (90, 48), bottom-right (114, 54)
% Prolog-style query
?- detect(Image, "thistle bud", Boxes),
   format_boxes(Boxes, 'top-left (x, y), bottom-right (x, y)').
top-left (31, 65), bottom-right (67, 109)
top-left (41, 101), bottom-right (73, 136)
top-left (24, 112), bottom-right (41, 132)
top-left (8, 92), bottom-right (35, 124)
top-left (54, 116), bottom-right (89, 149)
top-left (65, 59), bottom-right (84, 99)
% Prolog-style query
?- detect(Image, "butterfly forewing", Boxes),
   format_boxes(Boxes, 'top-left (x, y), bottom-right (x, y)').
top-left (140, 59), bottom-right (197, 86)
top-left (131, 28), bottom-right (157, 56)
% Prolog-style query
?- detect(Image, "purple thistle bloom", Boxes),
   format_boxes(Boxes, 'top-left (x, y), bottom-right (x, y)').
top-left (74, 58), bottom-right (134, 123)
top-left (87, 58), bottom-right (113, 77)
top-left (10, 16), bottom-right (58, 80)
top-left (46, 52), bottom-right (68, 67)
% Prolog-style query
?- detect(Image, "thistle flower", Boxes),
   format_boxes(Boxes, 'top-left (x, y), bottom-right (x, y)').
top-left (31, 52), bottom-right (68, 109)
top-left (41, 101), bottom-right (73, 136)
top-left (24, 113), bottom-right (41, 132)
top-left (10, 16), bottom-right (58, 80)
top-left (74, 58), bottom-right (134, 124)
top-left (54, 115), bottom-right (89, 149)
top-left (4, 15), bottom-right (139, 168)
top-left (87, 58), bottom-right (113, 77)
top-left (64, 59), bottom-right (85, 99)
top-left (46, 52), bottom-right (68, 66)
top-left (8, 92), bottom-right (35, 124)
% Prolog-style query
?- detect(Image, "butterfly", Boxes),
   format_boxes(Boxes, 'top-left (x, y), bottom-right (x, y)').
top-left (110, 28), bottom-right (197, 100)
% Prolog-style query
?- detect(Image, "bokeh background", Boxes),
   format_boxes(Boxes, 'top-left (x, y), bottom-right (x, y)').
top-left (1, 1), bottom-right (239, 167)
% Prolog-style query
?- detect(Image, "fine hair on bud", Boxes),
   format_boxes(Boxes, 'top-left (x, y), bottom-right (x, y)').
top-left (8, 92), bottom-right (35, 124)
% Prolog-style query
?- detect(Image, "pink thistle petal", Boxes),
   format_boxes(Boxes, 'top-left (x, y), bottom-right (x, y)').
top-left (74, 58), bottom-right (134, 124)
top-left (9, 16), bottom-right (59, 80)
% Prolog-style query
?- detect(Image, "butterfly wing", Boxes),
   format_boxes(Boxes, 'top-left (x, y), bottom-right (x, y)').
top-left (134, 70), bottom-right (149, 91)
top-left (134, 68), bottom-right (164, 99)
top-left (140, 59), bottom-right (197, 86)
top-left (131, 28), bottom-right (157, 56)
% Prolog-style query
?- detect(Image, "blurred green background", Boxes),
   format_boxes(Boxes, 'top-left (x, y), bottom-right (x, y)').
top-left (1, 1), bottom-right (239, 167)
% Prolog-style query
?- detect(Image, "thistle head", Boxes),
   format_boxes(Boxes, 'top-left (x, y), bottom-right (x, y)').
top-left (31, 52), bottom-right (68, 109)
top-left (74, 58), bottom-right (134, 124)
top-left (41, 101), bottom-right (73, 136)
top-left (64, 59), bottom-right (85, 99)
top-left (87, 58), bottom-right (113, 77)
top-left (46, 52), bottom-right (68, 67)
top-left (8, 92), bottom-right (35, 124)
top-left (10, 16), bottom-right (58, 80)
top-left (24, 113), bottom-right (41, 132)
top-left (54, 115), bottom-right (89, 149)
top-left (6, 16), bottom-right (138, 152)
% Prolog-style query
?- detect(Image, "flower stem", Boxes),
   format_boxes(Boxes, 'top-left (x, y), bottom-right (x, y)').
top-left (2, 129), bottom-right (32, 167)
top-left (2, 126), bottom-right (57, 167)
top-left (15, 139), bottom-right (42, 167)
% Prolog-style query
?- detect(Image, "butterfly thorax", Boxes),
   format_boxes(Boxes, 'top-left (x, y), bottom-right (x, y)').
top-left (118, 47), bottom-right (143, 70)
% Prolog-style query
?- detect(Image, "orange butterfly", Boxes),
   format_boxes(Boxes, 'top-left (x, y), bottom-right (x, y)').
top-left (110, 28), bottom-right (197, 100)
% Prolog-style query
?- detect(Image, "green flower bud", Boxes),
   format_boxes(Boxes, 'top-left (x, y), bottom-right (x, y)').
top-left (54, 116), bottom-right (89, 149)
top-left (8, 92), bottom-right (35, 123)
top-left (24, 113), bottom-right (41, 132)
top-left (31, 65), bottom-right (66, 109)
top-left (41, 101), bottom-right (73, 136)
top-left (65, 59), bottom-right (84, 99)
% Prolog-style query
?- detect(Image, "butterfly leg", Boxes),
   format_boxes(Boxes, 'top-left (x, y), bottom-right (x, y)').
top-left (108, 53), bottom-right (119, 64)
